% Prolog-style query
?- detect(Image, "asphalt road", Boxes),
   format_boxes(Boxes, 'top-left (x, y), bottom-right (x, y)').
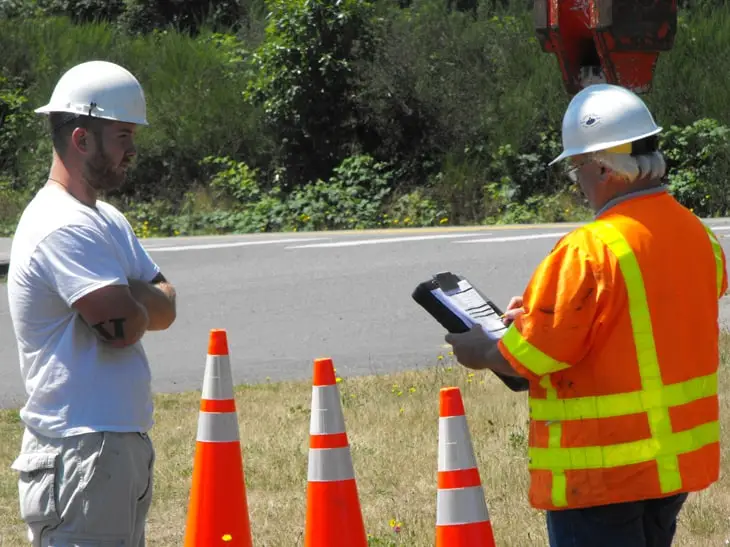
top-left (2, 220), bottom-right (730, 409)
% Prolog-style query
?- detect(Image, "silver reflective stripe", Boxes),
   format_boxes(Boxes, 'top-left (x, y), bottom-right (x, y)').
top-left (197, 412), bottom-right (240, 442)
top-left (438, 416), bottom-right (477, 472)
top-left (201, 355), bottom-right (234, 400)
top-left (436, 486), bottom-right (490, 526)
top-left (310, 385), bottom-right (346, 435)
top-left (308, 447), bottom-right (355, 482)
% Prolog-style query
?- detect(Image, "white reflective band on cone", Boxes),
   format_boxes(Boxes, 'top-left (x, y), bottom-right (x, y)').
top-left (310, 385), bottom-right (346, 435)
top-left (436, 486), bottom-right (490, 526)
top-left (438, 415), bottom-right (478, 471)
top-left (308, 447), bottom-right (355, 482)
top-left (197, 412), bottom-right (240, 443)
top-left (201, 355), bottom-right (235, 400)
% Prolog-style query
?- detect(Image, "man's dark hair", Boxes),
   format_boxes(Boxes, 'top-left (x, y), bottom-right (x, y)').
top-left (48, 112), bottom-right (112, 158)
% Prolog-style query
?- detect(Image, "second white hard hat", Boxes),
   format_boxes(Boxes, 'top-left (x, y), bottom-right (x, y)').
top-left (549, 83), bottom-right (662, 166)
top-left (35, 60), bottom-right (148, 126)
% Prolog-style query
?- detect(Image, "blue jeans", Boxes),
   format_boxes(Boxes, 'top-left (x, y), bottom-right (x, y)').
top-left (546, 493), bottom-right (689, 547)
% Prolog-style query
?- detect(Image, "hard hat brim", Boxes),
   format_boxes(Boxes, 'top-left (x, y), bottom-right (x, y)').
top-left (549, 126), bottom-right (663, 166)
top-left (34, 103), bottom-right (148, 126)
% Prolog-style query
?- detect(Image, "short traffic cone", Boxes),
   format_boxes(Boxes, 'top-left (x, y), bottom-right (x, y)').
top-left (304, 357), bottom-right (367, 547)
top-left (184, 329), bottom-right (253, 546)
top-left (435, 387), bottom-right (496, 546)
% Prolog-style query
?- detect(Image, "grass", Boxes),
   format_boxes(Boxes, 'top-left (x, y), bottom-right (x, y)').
top-left (0, 344), bottom-right (729, 545)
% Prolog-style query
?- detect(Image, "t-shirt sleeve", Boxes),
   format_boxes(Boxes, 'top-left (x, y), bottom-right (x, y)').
top-left (498, 240), bottom-right (599, 383)
top-left (130, 233), bottom-right (161, 283)
top-left (34, 224), bottom-right (128, 307)
top-left (109, 206), bottom-right (160, 283)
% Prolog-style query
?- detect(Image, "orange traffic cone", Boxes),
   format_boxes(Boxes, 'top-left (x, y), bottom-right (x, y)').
top-left (304, 357), bottom-right (367, 547)
top-left (435, 387), bottom-right (496, 546)
top-left (184, 329), bottom-right (253, 546)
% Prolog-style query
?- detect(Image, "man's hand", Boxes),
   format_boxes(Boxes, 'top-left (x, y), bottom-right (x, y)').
top-left (128, 273), bottom-right (177, 331)
top-left (445, 325), bottom-right (496, 370)
top-left (502, 295), bottom-right (524, 326)
top-left (445, 324), bottom-right (525, 378)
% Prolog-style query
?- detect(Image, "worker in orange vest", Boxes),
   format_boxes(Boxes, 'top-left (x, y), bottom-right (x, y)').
top-left (445, 83), bottom-right (728, 547)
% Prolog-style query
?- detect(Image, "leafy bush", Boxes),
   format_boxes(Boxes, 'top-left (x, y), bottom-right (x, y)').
top-left (283, 155), bottom-right (394, 231)
top-left (385, 188), bottom-right (449, 227)
top-left (202, 155), bottom-right (287, 233)
top-left (0, 0), bottom-right (124, 21)
top-left (0, 0), bottom-right (251, 35)
top-left (245, 0), bottom-right (378, 188)
top-left (660, 118), bottom-right (730, 217)
top-left (0, 76), bottom-right (35, 178)
top-left (119, 0), bottom-right (247, 36)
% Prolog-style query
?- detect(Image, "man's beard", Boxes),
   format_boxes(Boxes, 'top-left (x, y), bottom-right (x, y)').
top-left (82, 146), bottom-right (129, 193)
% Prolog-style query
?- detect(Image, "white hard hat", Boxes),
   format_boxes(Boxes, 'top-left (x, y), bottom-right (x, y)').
top-left (35, 60), bottom-right (148, 126)
top-left (549, 83), bottom-right (661, 166)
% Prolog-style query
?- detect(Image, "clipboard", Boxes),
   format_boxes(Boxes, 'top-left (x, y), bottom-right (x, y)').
top-left (412, 271), bottom-right (529, 393)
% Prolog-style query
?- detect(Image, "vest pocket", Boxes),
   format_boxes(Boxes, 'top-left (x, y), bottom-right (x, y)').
top-left (10, 451), bottom-right (62, 526)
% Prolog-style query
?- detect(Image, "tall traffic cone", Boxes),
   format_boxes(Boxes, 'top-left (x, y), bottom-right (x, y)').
top-left (184, 329), bottom-right (253, 546)
top-left (304, 357), bottom-right (367, 547)
top-left (435, 387), bottom-right (496, 546)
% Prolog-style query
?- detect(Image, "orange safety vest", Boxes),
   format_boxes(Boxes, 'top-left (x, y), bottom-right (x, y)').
top-left (498, 190), bottom-right (728, 511)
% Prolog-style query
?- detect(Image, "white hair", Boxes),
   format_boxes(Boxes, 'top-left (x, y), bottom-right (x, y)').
top-left (590, 150), bottom-right (666, 183)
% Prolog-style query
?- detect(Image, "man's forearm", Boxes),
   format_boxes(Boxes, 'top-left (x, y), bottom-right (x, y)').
top-left (128, 278), bottom-right (177, 331)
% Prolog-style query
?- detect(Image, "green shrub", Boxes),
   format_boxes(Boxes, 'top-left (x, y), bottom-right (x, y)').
top-left (119, 0), bottom-right (246, 36)
top-left (660, 118), bottom-right (730, 217)
top-left (244, 0), bottom-right (378, 188)
top-left (283, 155), bottom-right (394, 231)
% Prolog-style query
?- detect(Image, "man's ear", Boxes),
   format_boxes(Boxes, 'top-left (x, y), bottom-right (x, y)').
top-left (70, 127), bottom-right (90, 155)
top-left (597, 164), bottom-right (611, 184)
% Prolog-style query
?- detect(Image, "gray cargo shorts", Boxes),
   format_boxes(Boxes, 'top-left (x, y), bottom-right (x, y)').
top-left (10, 427), bottom-right (155, 546)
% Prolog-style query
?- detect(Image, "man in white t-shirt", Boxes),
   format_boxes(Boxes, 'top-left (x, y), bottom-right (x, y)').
top-left (7, 60), bottom-right (177, 546)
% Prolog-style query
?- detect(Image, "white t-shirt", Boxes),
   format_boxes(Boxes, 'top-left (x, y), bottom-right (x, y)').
top-left (7, 184), bottom-right (161, 438)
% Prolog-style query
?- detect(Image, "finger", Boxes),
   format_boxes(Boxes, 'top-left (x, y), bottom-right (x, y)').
top-left (503, 308), bottom-right (524, 325)
top-left (506, 296), bottom-right (523, 311)
top-left (504, 307), bottom-right (524, 320)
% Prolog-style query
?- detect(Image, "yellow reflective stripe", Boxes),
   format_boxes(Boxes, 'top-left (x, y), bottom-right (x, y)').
top-left (530, 372), bottom-right (717, 421)
top-left (529, 421), bottom-right (719, 470)
top-left (584, 220), bottom-right (681, 493)
top-left (585, 222), bottom-right (662, 389)
top-left (703, 224), bottom-right (724, 298)
top-left (501, 325), bottom-right (571, 376)
top-left (540, 376), bottom-right (568, 508)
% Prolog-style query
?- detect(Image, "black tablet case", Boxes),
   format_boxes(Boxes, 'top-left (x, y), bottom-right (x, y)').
top-left (412, 272), bottom-right (529, 393)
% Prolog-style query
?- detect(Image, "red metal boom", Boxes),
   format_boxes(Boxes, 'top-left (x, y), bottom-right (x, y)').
top-left (534, 0), bottom-right (678, 94)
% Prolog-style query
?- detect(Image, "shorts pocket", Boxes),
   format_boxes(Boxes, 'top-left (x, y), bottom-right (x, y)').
top-left (11, 452), bottom-right (62, 526)
top-left (136, 433), bottom-right (155, 503)
top-left (44, 531), bottom-right (129, 546)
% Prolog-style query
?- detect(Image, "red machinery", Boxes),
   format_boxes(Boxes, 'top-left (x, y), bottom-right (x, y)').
top-left (534, 0), bottom-right (678, 95)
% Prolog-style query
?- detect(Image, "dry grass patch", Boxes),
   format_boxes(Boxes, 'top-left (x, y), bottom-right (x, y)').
top-left (1, 345), bottom-right (730, 545)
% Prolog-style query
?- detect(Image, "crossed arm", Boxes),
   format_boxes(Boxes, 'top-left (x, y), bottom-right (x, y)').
top-left (73, 272), bottom-right (177, 349)
top-left (128, 272), bottom-right (177, 331)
